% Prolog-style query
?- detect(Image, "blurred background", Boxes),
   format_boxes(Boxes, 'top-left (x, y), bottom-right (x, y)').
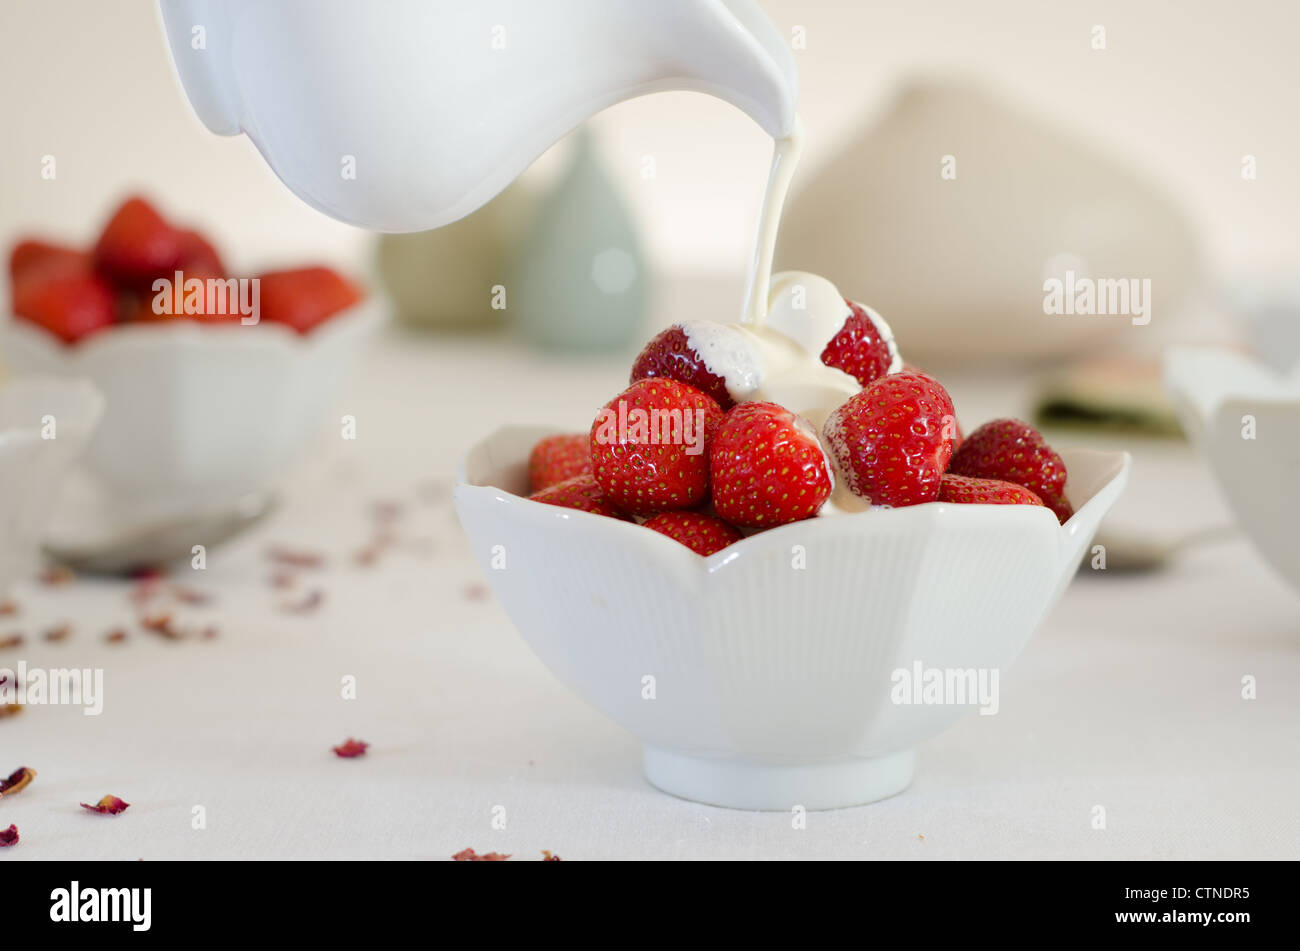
top-left (4, 0), bottom-right (1298, 333)
top-left (2, 0), bottom-right (1300, 355)
top-left (3, 0), bottom-right (1300, 551)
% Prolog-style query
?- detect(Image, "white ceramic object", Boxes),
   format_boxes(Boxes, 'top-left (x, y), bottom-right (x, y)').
top-left (0, 377), bottom-right (103, 593)
top-left (1165, 347), bottom-right (1300, 592)
top-left (454, 425), bottom-right (1130, 810)
top-left (1226, 277), bottom-right (1300, 373)
top-left (776, 79), bottom-right (1202, 366)
top-left (1, 301), bottom-right (383, 527)
top-left (158, 0), bottom-right (797, 232)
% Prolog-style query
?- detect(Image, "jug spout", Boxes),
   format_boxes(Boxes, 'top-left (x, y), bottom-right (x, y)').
top-left (674, 0), bottom-right (799, 139)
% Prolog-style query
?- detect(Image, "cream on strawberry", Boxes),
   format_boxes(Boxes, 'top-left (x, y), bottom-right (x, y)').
top-left (677, 272), bottom-right (899, 430)
top-left (659, 273), bottom-right (896, 516)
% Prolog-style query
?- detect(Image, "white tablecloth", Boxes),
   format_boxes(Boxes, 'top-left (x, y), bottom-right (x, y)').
top-left (3, 324), bottom-right (1298, 861)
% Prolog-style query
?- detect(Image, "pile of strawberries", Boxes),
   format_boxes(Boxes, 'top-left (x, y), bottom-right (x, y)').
top-left (525, 305), bottom-right (1074, 557)
top-left (9, 196), bottom-right (362, 344)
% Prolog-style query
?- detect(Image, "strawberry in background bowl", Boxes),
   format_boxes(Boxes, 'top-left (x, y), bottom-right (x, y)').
top-left (2, 196), bottom-right (383, 539)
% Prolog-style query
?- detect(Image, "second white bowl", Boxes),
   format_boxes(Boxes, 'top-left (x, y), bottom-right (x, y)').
top-left (1165, 346), bottom-right (1300, 593)
top-left (0, 377), bottom-right (103, 593)
top-left (1, 300), bottom-right (383, 525)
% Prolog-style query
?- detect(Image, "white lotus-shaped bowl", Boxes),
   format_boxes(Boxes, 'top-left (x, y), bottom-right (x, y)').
top-left (1, 301), bottom-right (382, 524)
top-left (0, 377), bottom-right (103, 593)
top-left (454, 425), bottom-right (1129, 810)
top-left (1165, 346), bottom-right (1300, 593)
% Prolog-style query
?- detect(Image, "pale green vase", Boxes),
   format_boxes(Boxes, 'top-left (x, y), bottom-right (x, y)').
top-left (376, 180), bottom-right (533, 331)
top-left (509, 129), bottom-right (648, 352)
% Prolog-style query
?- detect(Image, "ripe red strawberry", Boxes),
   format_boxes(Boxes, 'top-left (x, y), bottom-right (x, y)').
top-left (938, 473), bottom-right (1046, 508)
top-left (589, 378), bottom-right (723, 515)
top-left (711, 401), bottom-right (831, 526)
top-left (823, 370), bottom-right (957, 507)
top-left (820, 299), bottom-right (897, 387)
top-left (947, 418), bottom-right (1073, 523)
top-left (14, 272), bottom-right (116, 344)
top-left (126, 267), bottom-right (244, 325)
top-left (178, 228), bottom-right (225, 275)
top-left (643, 511), bottom-right (743, 555)
top-left (629, 325), bottom-right (734, 409)
top-left (901, 363), bottom-right (963, 448)
top-left (9, 240), bottom-right (89, 296)
top-left (257, 266), bottom-right (364, 333)
top-left (93, 196), bottom-right (186, 287)
top-left (529, 474), bottom-right (632, 520)
top-left (528, 433), bottom-right (591, 492)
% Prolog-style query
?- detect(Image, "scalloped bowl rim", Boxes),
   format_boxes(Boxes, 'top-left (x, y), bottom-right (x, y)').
top-left (1164, 346), bottom-right (1299, 425)
top-left (2, 294), bottom-right (386, 362)
top-left (455, 423), bottom-right (1130, 572)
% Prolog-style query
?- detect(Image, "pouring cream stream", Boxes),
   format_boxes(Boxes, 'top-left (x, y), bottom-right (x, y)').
top-left (681, 120), bottom-right (901, 513)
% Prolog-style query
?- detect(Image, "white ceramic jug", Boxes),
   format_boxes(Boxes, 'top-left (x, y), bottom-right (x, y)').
top-left (159, 0), bottom-right (797, 231)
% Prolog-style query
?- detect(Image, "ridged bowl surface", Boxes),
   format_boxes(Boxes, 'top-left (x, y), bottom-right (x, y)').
top-left (455, 425), bottom-right (1129, 808)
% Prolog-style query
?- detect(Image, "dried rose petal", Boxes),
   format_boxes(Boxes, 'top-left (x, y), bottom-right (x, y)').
top-left (140, 611), bottom-right (171, 631)
top-left (370, 500), bottom-right (404, 522)
top-left (81, 795), bottom-right (130, 815)
top-left (40, 565), bottom-right (75, 585)
top-left (0, 634), bottom-right (23, 649)
top-left (541, 850), bottom-right (562, 862)
top-left (0, 600), bottom-right (17, 616)
top-left (43, 624), bottom-right (71, 643)
top-left (452, 847), bottom-right (510, 861)
top-left (0, 672), bottom-right (22, 719)
top-left (267, 546), bottom-right (325, 569)
top-left (171, 585), bottom-right (211, 606)
top-left (0, 766), bottom-right (36, 795)
top-left (130, 577), bottom-right (163, 605)
top-left (105, 629), bottom-right (128, 644)
top-left (280, 589), bottom-right (324, 614)
top-left (0, 824), bottom-right (17, 846)
top-left (140, 612), bottom-right (183, 639)
top-left (462, 583), bottom-right (489, 602)
top-left (332, 738), bottom-right (368, 758)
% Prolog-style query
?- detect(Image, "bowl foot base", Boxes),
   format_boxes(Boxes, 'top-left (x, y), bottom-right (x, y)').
top-left (642, 746), bottom-right (914, 811)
